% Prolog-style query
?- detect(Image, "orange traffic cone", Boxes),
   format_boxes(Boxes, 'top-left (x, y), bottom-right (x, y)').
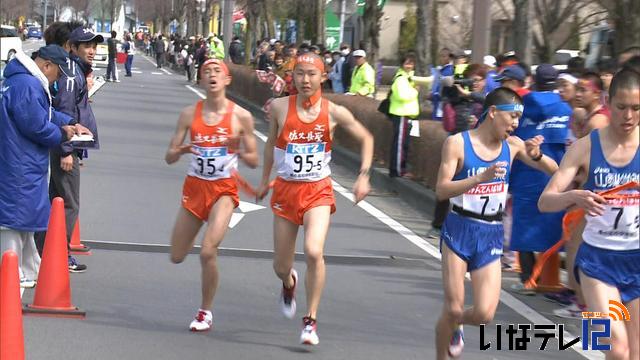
top-left (24, 197), bottom-right (85, 318)
top-left (1, 250), bottom-right (25, 360)
top-left (69, 219), bottom-right (91, 255)
top-left (535, 252), bottom-right (565, 293)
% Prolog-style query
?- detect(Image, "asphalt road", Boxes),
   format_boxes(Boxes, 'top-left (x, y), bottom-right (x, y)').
top-left (18, 52), bottom-right (598, 360)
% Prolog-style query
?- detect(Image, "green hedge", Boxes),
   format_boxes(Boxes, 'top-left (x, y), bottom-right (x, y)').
top-left (227, 64), bottom-right (447, 189)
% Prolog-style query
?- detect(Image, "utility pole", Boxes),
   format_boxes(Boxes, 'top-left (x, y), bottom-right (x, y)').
top-left (470, 0), bottom-right (491, 64)
top-left (222, 0), bottom-right (234, 60)
top-left (339, 0), bottom-right (347, 44)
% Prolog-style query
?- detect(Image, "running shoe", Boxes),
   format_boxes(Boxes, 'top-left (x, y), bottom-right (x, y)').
top-left (544, 289), bottom-right (576, 306)
top-left (553, 303), bottom-right (586, 319)
top-left (189, 309), bottom-right (213, 331)
top-left (68, 256), bottom-right (87, 273)
top-left (300, 316), bottom-right (319, 345)
top-left (427, 227), bottom-right (441, 239)
top-left (448, 325), bottom-right (464, 358)
top-left (280, 269), bottom-right (298, 319)
top-left (510, 283), bottom-right (536, 296)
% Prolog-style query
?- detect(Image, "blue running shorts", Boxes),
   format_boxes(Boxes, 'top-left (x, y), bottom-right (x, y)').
top-left (574, 242), bottom-right (640, 303)
top-left (440, 211), bottom-right (504, 272)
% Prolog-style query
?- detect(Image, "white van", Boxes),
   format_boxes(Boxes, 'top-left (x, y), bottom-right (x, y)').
top-left (0, 25), bottom-right (23, 63)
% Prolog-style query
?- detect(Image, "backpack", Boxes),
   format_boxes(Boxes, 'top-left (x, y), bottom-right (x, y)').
top-left (442, 102), bottom-right (457, 132)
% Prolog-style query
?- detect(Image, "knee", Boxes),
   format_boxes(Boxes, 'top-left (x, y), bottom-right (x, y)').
top-left (469, 307), bottom-right (496, 325)
top-left (443, 304), bottom-right (464, 323)
top-left (199, 247), bottom-right (218, 263)
top-left (305, 248), bottom-right (324, 267)
top-left (607, 337), bottom-right (628, 360)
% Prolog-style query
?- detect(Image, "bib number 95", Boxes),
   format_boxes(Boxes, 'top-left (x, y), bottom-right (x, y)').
top-left (293, 155), bottom-right (322, 173)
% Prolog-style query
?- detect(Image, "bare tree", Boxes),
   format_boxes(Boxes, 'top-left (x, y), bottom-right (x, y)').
top-left (511, 0), bottom-right (531, 64)
top-left (415, 0), bottom-right (432, 76)
top-left (596, 0), bottom-right (640, 54)
top-left (0, 0), bottom-right (30, 24)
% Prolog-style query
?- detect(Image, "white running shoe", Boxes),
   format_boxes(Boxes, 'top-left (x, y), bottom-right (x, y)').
top-left (189, 309), bottom-right (212, 331)
top-left (280, 269), bottom-right (298, 319)
top-left (448, 325), bottom-right (464, 358)
top-left (300, 316), bottom-right (319, 345)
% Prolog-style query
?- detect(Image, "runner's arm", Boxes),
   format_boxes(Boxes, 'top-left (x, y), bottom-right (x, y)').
top-left (435, 135), bottom-right (498, 200)
top-left (165, 107), bottom-right (196, 164)
top-left (259, 101), bottom-right (280, 185)
top-left (237, 109), bottom-right (259, 168)
top-left (510, 135), bottom-right (558, 175)
top-left (538, 138), bottom-right (605, 214)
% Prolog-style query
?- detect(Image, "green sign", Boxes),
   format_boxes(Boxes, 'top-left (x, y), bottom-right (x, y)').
top-left (325, 3), bottom-right (341, 51)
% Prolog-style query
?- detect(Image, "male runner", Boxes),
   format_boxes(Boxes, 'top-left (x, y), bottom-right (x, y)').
top-left (434, 87), bottom-right (559, 359)
top-left (539, 69), bottom-right (639, 360)
top-left (165, 58), bottom-right (259, 331)
top-left (574, 72), bottom-right (611, 138)
top-left (257, 53), bottom-right (373, 345)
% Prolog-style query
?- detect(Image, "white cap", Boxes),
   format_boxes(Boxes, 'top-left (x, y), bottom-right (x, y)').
top-left (353, 49), bottom-right (366, 57)
top-left (483, 55), bottom-right (496, 67)
top-left (269, 38), bottom-right (276, 45)
top-left (558, 73), bottom-right (579, 85)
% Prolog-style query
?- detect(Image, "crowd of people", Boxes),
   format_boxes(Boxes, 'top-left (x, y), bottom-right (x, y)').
top-left (1, 19), bottom-right (639, 359)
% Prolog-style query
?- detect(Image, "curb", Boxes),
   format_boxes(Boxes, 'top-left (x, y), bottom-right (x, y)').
top-left (226, 90), bottom-right (437, 215)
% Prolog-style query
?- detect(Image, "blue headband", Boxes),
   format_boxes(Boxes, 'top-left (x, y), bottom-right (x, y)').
top-left (477, 102), bottom-right (524, 126)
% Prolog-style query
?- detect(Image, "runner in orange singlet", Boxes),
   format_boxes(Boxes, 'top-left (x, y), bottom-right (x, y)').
top-left (165, 59), bottom-right (259, 332)
top-left (257, 53), bottom-right (373, 345)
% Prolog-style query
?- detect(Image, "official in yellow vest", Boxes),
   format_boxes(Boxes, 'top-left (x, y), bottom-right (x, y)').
top-left (208, 34), bottom-right (225, 60)
top-left (388, 53), bottom-right (420, 177)
top-left (348, 50), bottom-right (376, 97)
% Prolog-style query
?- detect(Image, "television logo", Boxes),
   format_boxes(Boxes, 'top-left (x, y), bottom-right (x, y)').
top-left (480, 300), bottom-right (631, 352)
top-left (581, 300), bottom-right (630, 351)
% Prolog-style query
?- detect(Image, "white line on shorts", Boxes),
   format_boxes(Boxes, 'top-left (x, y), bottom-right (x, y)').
top-left (183, 82), bottom-right (601, 360)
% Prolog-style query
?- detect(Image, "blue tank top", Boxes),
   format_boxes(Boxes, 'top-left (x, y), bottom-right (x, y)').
top-left (451, 131), bottom-right (511, 219)
top-left (582, 130), bottom-right (640, 250)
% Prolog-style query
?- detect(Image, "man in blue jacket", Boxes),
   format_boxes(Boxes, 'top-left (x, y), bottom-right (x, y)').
top-left (0, 45), bottom-right (86, 287)
top-left (509, 64), bottom-right (571, 295)
top-left (45, 27), bottom-right (102, 273)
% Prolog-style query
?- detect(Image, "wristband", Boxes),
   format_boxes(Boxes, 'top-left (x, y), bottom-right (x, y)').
top-left (359, 168), bottom-right (371, 177)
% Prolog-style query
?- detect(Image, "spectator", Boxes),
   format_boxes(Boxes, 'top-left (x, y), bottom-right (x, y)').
top-left (194, 39), bottom-right (207, 82)
top-left (274, 55), bottom-right (286, 78)
top-left (207, 33), bottom-right (225, 60)
top-left (430, 47), bottom-right (455, 121)
top-left (557, 72), bottom-right (580, 107)
top-left (328, 51), bottom-right (345, 93)
top-left (495, 65), bottom-right (530, 97)
top-left (443, 63), bottom-right (487, 133)
top-left (0, 45), bottom-right (80, 288)
top-left (155, 34), bottom-right (166, 68)
top-left (43, 27), bottom-right (104, 273)
top-left (122, 34), bottom-right (134, 77)
top-left (258, 50), bottom-right (276, 71)
top-left (181, 45), bottom-right (193, 82)
top-left (509, 64), bottom-right (572, 296)
top-left (43, 21), bottom-right (84, 53)
top-left (347, 50), bottom-right (375, 97)
top-left (567, 56), bottom-right (585, 74)
top-left (387, 53), bottom-right (420, 178)
top-left (483, 55), bottom-right (500, 94)
top-left (340, 44), bottom-right (355, 91)
top-left (106, 30), bottom-right (119, 82)
top-left (229, 36), bottom-right (244, 64)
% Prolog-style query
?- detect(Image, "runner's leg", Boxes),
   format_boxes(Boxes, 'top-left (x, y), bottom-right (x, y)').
top-left (169, 207), bottom-right (203, 264)
top-left (580, 270), bottom-right (630, 360)
top-left (625, 298), bottom-right (639, 360)
top-left (199, 196), bottom-right (235, 309)
top-left (273, 215), bottom-right (299, 288)
top-left (301, 205), bottom-right (331, 319)
top-left (436, 242), bottom-right (468, 360)
top-left (463, 260), bottom-right (502, 325)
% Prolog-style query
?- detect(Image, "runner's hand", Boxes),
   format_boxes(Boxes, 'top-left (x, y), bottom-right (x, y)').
top-left (478, 161), bottom-right (508, 182)
top-left (353, 175), bottom-right (370, 204)
top-left (60, 155), bottom-right (73, 172)
top-left (178, 144), bottom-right (200, 155)
top-left (525, 135), bottom-right (544, 159)
top-left (223, 136), bottom-right (241, 152)
top-left (256, 180), bottom-right (271, 200)
top-left (570, 190), bottom-right (607, 216)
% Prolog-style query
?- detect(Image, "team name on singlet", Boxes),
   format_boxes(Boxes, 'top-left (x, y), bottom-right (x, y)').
top-left (592, 167), bottom-right (640, 188)
top-left (287, 126), bottom-right (326, 142)
top-left (458, 166), bottom-right (508, 216)
top-left (188, 128), bottom-right (237, 181)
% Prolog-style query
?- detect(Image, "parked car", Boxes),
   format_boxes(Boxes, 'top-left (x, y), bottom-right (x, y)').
top-left (0, 25), bottom-right (22, 63)
top-left (27, 26), bottom-right (42, 39)
top-left (93, 32), bottom-right (112, 68)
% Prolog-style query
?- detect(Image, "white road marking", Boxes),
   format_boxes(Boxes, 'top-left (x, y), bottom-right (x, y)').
top-left (131, 70), bottom-right (142, 74)
top-left (183, 80), bottom-right (601, 360)
top-left (228, 213), bottom-right (245, 228)
top-left (238, 201), bottom-right (265, 213)
top-left (160, 68), bottom-right (172, 75)
top-left (151, 72), bottom-right (163, 75)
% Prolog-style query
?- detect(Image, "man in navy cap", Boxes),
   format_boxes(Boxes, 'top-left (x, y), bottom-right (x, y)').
top-left (45, 27), bottom-right (103, 273)
top-left (495, 65), bottom-right (530, 98)
top-left (0, 45), bottom-right (90, 287)
top-left (509, 64), bottom-right (572, 296)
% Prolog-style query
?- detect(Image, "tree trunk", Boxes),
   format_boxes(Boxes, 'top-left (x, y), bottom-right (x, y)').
top-left (296, 0), bottom-right (305, 44)
top-left (415, 0), bottom-right (431, 76)
top-left (512, 0), bottom-right (531, 65)
top-left (609, 0), bottom-right (640, 54)
top-left (315, 0), bottom-right (325, 46)
top-left (263, 0), bottom-right (275, 39)
top-left (362, 0), bottom-right (381, 66)
top-left (430, 0), bottom-right (439, 66)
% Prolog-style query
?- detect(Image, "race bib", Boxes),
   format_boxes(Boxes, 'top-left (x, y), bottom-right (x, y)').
top-left (462, 181), bottom-right (508, 216)
top-left (590, 197), bottom-right (640, 239)
top-left (284, 142), bottom-right (326, 180)
top-left (188, 145), bottom-right (236, 180)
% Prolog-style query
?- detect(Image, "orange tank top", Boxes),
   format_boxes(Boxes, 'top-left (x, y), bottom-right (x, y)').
top-left (274, 95), bottom-right (332, 181)
top-left (187, 100), bottom-right (238, 180)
